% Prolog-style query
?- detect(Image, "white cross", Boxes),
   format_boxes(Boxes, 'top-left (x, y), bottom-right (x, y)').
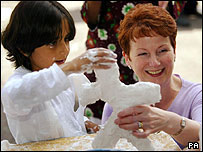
top-left (78, 63), bottom-right (161, 151)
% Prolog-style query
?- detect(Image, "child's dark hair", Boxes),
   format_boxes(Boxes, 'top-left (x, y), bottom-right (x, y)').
top-left (1, 1), bottom-right (76, 71)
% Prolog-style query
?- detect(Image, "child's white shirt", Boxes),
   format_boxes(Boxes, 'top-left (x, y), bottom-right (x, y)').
top-left (1, 63), bottom-right (89, 144)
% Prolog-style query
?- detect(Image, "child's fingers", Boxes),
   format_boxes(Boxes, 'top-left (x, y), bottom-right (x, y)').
top-left (94, 57), bottom-right (117, 64)
top-left (80, 56), bottom-right (117, 70)
top-left (92, 58), bottom-right (118, 69)
top-left (96, 48), bottom-right (117, 58)
top-left (74, 48), bottom-right (117, 72)
top-left (92, 64), bottom-right (112, 70)
top-left (86, 48), bottom-right (117, 61)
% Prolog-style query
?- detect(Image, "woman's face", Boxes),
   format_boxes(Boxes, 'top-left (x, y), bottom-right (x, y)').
top-left (30, 19), bottom-right (70, 71)
top-left (124, 36), bottom-right (175, 85)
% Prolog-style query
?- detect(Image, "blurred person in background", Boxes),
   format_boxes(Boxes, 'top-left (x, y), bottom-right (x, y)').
top-left (175, 1), bottom-right (202, 27)
top-left (183, 1), bottom-right (202, 17)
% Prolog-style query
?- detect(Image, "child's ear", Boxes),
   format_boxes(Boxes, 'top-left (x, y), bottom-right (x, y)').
top-left (122, 51), bottom-right (131, 68)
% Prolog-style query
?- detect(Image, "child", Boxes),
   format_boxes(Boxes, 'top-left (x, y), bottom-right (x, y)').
top-left (1, 1), bottom-right (117, 144)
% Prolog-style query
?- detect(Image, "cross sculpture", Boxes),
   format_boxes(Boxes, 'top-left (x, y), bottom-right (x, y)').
top-left (78, 63), bottom-right (161, 151)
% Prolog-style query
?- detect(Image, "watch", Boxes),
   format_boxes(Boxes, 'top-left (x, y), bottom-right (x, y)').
top-left (173, 117), bottom-right (186, 136)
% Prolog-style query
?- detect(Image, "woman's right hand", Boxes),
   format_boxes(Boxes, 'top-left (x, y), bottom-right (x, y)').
top-left (60, 48), bottom-right (117, 75)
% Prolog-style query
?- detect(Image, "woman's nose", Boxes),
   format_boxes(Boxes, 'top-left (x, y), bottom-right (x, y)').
top-left (149, 56), bottom-right (160, 67)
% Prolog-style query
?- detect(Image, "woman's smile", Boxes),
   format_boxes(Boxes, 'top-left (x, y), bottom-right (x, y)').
top-left (145, 68), bottom-right (165, 77)
top-left (125, 36), bottom-right (175, 83)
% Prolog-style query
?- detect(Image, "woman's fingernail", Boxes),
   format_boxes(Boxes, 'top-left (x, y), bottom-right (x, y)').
top-left (114, 119), bottom-right (119, 124)
top-left (117, 112), bottom-right (122, 117)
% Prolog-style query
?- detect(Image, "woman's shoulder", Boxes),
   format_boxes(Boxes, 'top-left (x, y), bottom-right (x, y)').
top-left (175, 74), bottom-right (202, 93)
top-left (168, 75), bottom-right (202, 118)
top-left (176, 75), bottom-right (202, 106)
top-left (172, 74), bottom-right (201, 105)
top-left (181, 76), bottom-right (202, 94)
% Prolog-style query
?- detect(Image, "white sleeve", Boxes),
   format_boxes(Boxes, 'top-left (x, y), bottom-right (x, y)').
top-left (1, 63), bottom-right (70, 109)
top-left (68, 73), bottom-right (91, 103)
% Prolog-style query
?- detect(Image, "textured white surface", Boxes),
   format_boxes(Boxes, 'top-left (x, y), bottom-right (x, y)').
top-left (78, 63), bottom-right (161, 151)
top-left (1, 132), bottom-right (181, 151)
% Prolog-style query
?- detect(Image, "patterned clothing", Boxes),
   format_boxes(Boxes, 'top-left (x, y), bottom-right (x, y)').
top-left (80, 1), bottom-right (186, 120)
top-left (168, 1), bottom-right (186, 19)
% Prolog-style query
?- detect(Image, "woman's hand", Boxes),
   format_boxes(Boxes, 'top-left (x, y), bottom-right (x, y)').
top-left (115, 104), bottom-right (201, 147)
top-left (114, 105), bottom-right (172, 138)
top-left (60, 48), bottom-right (117, 75)
top-left (85, 120), bottom-right (100, 133)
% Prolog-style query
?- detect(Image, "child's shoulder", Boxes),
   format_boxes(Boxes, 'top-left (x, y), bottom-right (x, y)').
top-left (3, 66), bottom-right (30, 86)
top-left (13, 66), bottom-right (30, 76)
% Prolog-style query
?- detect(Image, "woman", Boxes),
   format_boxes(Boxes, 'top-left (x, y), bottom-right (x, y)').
top-left (102, 3), bottom-right (202, 150)
top-left (80, 1), bottom-right (186, 121)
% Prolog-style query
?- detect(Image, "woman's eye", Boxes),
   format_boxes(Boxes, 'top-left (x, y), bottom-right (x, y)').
top-left (160, 49), bottom-right (167, 53)
top-left (138, 52), bottom-right (147, 56)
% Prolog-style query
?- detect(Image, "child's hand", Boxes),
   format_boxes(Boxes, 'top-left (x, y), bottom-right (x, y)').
top-left (60, 48), bottom-right (117, 75)
top-left (85, 120), bottom-right (100, 134)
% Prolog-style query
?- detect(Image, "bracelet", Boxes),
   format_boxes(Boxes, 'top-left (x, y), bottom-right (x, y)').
top-left (173, 117), bottom-right (186, 136)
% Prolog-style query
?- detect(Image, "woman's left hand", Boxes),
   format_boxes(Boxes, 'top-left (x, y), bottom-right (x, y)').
top-left (114, 105), bottom-right (171, 138)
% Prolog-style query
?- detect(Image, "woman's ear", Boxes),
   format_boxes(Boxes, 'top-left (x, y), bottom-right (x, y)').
top-left (122, 51), bottom-right (132, 69)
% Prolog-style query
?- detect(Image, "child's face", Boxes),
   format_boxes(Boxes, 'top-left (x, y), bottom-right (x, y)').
top-left (30, 19), bottom-right (70, 71)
